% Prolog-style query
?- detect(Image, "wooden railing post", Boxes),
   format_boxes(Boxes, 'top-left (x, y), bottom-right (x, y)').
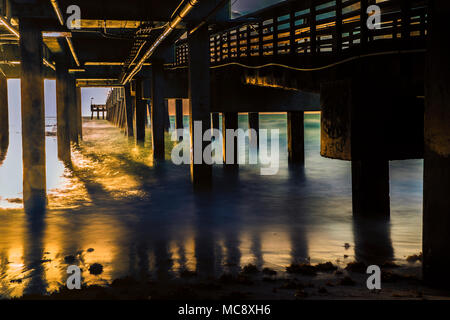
top-left (227, 30), bottom-right (231, 60)
top-left (236, 28), bottom-right (241, 59)
top-left (393, 18), bottom-right (398, 39)
top-left (273, 16), bottom-right (278, 56)
top-left (246, 24), bottom-right (251, 59)
top-left (335, 0), bottom-right (343, 53)
top-left (309, 0), bottom-right (317, 54)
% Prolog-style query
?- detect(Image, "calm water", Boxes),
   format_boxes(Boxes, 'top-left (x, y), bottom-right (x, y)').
top-left (0, 114), bottom-right (423, 298)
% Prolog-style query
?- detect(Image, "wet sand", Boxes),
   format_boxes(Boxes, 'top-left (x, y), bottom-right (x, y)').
top-left (18, 260), bottom-right (450, 300)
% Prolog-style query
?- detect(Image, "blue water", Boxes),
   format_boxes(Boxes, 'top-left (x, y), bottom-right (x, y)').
top-left (0, 113), bottom-right (423, 298)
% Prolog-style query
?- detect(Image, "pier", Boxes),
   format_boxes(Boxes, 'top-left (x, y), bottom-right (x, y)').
top-left (0, 0), bottom-right (449, 289)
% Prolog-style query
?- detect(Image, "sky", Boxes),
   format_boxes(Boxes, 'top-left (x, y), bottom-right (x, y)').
top-left (232, 0), bottom-right (285, 17)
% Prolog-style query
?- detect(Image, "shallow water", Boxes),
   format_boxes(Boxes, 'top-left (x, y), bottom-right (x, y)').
top-left (0, 114), bottom-right (423, 298)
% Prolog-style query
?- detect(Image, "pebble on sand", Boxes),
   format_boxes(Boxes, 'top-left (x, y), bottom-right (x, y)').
top-left (89, 263), bottom-right (104, 275)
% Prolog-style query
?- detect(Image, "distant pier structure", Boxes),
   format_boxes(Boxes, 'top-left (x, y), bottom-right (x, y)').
top-left (90, 102), bottom-right (106, 120)
top-left (0, 0), bottom-right (449, 287)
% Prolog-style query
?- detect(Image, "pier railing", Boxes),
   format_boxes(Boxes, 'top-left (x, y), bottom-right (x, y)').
top-left (175, 0), bottom-right (428, 66)
top-left (105, 88), bottom-right (127, 128)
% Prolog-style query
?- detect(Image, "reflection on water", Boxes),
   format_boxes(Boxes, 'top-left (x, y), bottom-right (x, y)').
top-left (0, 114), bottom-right (423, 298)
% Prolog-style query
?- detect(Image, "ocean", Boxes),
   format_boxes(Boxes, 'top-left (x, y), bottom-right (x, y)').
top-left (0, 114), bottom-right (423, 297)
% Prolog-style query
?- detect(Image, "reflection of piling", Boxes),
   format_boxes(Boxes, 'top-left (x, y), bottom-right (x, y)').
top-left (124, 84), bottom-right (134, 137)
top-left (164, 99), bottom-right (170, 132)
top-left (19, 18), bottom-right (46, 213)
top-left (23, 213), bottom-right (47, 295)
top-left (352, 216), bottom-right (394, 265)
top-left (188, 24), bottom-right (212, 187)
top-left (68, 76), bottom-right (79, 144)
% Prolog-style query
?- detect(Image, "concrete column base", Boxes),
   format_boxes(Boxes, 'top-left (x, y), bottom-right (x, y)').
top-left (351, 159), bottom-right (390, 218)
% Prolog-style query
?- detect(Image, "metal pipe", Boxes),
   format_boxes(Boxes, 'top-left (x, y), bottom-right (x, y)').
top-left (122, 0), bottom-right (200, 84)
top-left (50, 0), bottom-right (81, 66)
top-left (65, 37), bottom-right (80, 66)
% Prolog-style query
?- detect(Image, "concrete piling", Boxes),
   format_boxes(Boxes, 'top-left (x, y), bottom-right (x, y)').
top-left (188, 24), bottom-right (212, 187)
top-left (352, 160), bottom-right (390, 218)
top-left (19, 18), bottom-right (46, 213)
top-left (151, 61), bottom-right (166, 160)
top-left (0, 73), bottom-right (8, 163)
top-left (287, 111), bottom-right (304, 164)
top-left (56, 61), bottom-right (71, 162)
